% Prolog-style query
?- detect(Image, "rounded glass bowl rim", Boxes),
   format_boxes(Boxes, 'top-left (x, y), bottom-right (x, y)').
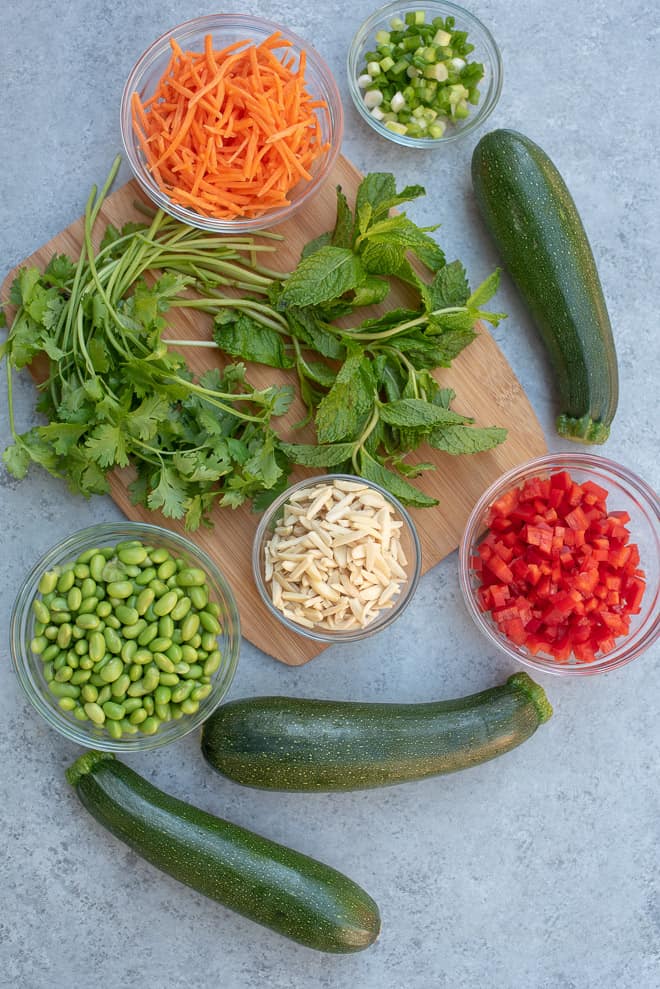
top-left (11, 521), bottom-right (241, 750)
top-left (120, 12), bottom-right (344, 232)
top-left (458, 452), bottom-right (660, 676)
top-left (252, 473), bottom-right (422, 642)
top-left (347, 0), bottom-right (503, 149)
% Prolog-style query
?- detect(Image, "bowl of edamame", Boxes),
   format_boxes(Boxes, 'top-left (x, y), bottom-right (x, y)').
top-left (10, 522), bottom-right (241, 751)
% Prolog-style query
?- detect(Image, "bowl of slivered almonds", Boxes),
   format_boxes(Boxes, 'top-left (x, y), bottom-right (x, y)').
top-left (252, 474), bottom-right (422, 642)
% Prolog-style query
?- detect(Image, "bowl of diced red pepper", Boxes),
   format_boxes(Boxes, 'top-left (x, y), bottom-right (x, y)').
top-left (459, 453), bottom-right (659, 675)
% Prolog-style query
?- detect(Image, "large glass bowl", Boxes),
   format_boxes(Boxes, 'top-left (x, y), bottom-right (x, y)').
top-left (120, 13), bottom-right (343, 233)
top-left (347, 0), bottom-right (502, 148)
top-left (11, 522), bottom-right (240, 750)
top-left (252, 474), bottom-right (422, 643)
top-left (459, 454), bottom-right (660, 676)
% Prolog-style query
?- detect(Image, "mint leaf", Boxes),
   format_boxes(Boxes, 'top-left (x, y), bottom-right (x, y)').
top-left (300, 231), bottom-right (331, 260)
top-left (355, 173), bottom-right (397, 222)
top-left (213, 310), bottom-right (293, 369)
top-left (426, 260), bottom-right (470, 311)
top-left (280, 442), bottom-right (355, 468)
top-left (379, 398), bottom-right (469, 429)
top-left (429, 425), bottom-right (507, 455)
top-left (331, 186), bottom-right (353, 248)
top-left (363, 216), bottom-right (445, 272)
top-left (359, 451), bottom-right (438, 507)
top-left (352, 276), bottom-right (390, 308)
top-left (467, 269), bottom-right (501, 309)
top-left (361, 240), bottom-right (406, 276)
top-left (316, 352), bottom-right (376, 443)
top-left (278, 247), bottom-right (365, 308)
top-left (425, 327), bottom-right (477, 363)
top-left (286, 310), bottom-right (345, 360)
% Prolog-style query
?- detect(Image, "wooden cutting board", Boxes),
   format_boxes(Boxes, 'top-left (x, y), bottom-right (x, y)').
top-left (2, 154), bottom-right (546, 665)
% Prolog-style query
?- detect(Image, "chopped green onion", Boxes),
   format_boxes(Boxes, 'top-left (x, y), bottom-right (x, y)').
top-left (356, 9), bottom-right (484, 140)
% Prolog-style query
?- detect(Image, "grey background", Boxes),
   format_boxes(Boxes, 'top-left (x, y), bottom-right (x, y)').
top-left (1, 1), bottom-right (658, 987)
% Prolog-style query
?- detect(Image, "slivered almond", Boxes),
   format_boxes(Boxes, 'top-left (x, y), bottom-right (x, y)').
top-left (263, 479), bottom-right (412, 632)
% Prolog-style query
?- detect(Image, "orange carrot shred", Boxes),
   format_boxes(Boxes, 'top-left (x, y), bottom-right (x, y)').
top-left (131, 32), bottom-right (328, 220)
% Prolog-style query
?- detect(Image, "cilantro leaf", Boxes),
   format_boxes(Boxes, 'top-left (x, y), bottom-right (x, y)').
top-left (86, 423), bottom-right (130, 468)
top-left (2, 441), bottom-right (31, 479)
top-left (147, 465), bottom-right (188, 519)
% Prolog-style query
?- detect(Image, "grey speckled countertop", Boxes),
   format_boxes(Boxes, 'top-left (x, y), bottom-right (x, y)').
top-left (1, 2), bottom-right (658, 987)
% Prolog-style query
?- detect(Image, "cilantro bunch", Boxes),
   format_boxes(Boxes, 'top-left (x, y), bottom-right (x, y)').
top-left (206, 173), bottom-right (508, 507)
top-left (1, 162), bottom-right (507, 525)
top-left (1, 157), bottom-right (293, 529)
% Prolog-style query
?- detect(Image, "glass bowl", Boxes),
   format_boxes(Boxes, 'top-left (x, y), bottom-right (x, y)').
top-left (347, 0), bottom-right (502, 148)
top-left (252, 474), bottom-right (422, 642)
top-left (10, 522), bottom-right (241, 750)
top-left (120, 13), bottom-right (343, 232)
top-left (459, 453), bottom-right (660, 676)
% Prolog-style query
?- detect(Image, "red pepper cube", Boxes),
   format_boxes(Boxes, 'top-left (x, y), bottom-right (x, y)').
top-left (490, 489), bottom-right (519, 518)
top-left (490, 584), bottom-right (510, 608)
top-left (610, 510), bottom-right (631, 524)
top-left (582, 479), bottom-right (609, 502)
top-left (565, 505), bottom-right (590, 531)
top-left (550, 470), bottom-right (572, 492)
top-left (502, 617), bottom-right (527, 646)
top-left (573, 641), bottom-right (596, 663)
top-left (485, 554), bottom-right (514, 584)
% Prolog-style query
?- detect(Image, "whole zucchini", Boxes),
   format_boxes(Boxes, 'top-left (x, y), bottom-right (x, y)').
top-left (201, 672), bottom-right (552, 792)
top-left (471, 128), bottom-right (618, 444)
top-left (66, 752), bottom-right (380, 953)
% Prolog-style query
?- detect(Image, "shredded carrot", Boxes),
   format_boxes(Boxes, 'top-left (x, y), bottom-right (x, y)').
top-left (131, 32), bottom-right (330, 221)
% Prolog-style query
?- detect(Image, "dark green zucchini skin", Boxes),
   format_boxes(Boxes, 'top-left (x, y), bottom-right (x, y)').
top-left (66, 752), bottom-right (380, 953)
top-left (201, 673), bottom-right (552, 792)
top-left (471, 128), bottom-right (618, 444)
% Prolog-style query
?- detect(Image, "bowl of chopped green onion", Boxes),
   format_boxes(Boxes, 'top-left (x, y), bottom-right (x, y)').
top-left (347, 1), bottom-right (502, 146)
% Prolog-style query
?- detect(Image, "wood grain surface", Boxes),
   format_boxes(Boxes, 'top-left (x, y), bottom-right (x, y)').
top-left (1, 154), bottom-right (547, 665)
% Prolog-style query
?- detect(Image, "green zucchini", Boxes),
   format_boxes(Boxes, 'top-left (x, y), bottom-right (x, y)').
top-left (66, 752), bottom-right (380, 953)
top-left (201, 672), bottom-right (552, 792)
top-left (471, 128), bottom-right (618, 444)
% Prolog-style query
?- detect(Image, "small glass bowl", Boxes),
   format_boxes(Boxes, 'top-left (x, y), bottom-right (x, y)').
top-left (10, 522), bottom-right (240, 750)
top-left (347, 0), bottom-right (502, 148)
top-left (459, 454), bottom-right (660, 676)
top-left (252, 474), bottom-right (422, 642)
top-left (120, 13), bottom-right (343, 232)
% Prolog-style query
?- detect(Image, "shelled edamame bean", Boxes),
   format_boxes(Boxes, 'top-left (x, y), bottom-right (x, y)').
top-left (31, 541), bottom-right (223, 739)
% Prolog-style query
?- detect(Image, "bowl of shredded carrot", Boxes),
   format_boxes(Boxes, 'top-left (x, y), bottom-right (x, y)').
top-left (120, 14), bottom-right (343, 231)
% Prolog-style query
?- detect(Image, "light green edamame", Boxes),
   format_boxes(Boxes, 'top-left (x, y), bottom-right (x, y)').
top-left (38, 570), bottom-right (59, 596)
top-left (111, 673), bottom-right (131, 698)
top-left (89, 553), bottom-right (106, 582)
top-left (189, 585), bottom-right (209, 610)
top-left (154, 590), bottom-right (177, 617)
top-left (106, 719), bottom-right (123, 740)
top-left (171, 596), bottom-right (191, 621)
top-left (33, 599), bottom-right (51, 625)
